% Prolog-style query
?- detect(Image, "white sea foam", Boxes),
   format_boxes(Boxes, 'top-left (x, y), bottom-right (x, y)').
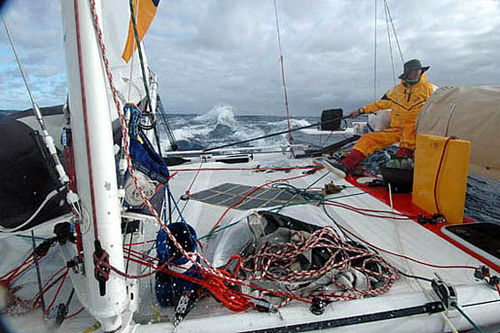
top-left (172, 125), bottom-right (211, 141)
top-left (273, 118), bottom-right (311, 128)
top-left (193, 104), bottom-right (237, 127)
top-left (231, 126), bottom-right (268, 146)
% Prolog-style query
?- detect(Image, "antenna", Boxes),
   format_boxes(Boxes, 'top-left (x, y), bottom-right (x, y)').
top-left (273, 0), bottom-right (293, 148)
top-left (2, 18), bottom-right (45, 127)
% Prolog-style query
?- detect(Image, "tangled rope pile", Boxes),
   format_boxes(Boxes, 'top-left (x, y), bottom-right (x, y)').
top-left (239, 225), bottom-right (399, 306)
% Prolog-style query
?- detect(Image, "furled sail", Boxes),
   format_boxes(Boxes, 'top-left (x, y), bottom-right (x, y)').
top-left (416, 86), bottom-right (500, 180)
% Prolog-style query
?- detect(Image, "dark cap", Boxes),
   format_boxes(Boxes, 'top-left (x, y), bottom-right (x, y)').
top-left (399, 59), bottom-right (430, 79)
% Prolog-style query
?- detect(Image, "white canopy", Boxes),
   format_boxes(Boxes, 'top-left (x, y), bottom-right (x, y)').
top-left (416, 86), bottom-right (500, 180)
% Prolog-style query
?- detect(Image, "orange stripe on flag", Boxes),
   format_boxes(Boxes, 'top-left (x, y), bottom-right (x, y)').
top-left (122, 0), bottom-right (159, 63)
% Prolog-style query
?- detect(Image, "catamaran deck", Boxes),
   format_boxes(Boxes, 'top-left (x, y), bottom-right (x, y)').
top-left (138, 152), bottom-right (500, 332)
top-left (1, 151), bottom-right (499, 332)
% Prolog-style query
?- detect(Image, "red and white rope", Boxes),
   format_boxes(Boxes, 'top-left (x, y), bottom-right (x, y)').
top-left (87, 0), bottom-right (400, 310)
top-left (241, 226), bottom-right (398, 305)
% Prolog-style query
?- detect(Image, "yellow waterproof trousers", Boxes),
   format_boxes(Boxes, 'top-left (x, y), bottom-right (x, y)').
top-left (353, 127), bottom-right (416, 157)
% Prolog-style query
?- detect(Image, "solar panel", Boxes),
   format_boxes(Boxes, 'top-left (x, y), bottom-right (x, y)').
top-left (189, 183), bottom-right (311, 210)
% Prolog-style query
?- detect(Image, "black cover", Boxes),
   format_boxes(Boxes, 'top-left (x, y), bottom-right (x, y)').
top-left (0, 106), bottom-right (70, 231)
top-left (381, 165), bottom-right (414, 193)
top-left (320, 108), bottom-right (343, 131)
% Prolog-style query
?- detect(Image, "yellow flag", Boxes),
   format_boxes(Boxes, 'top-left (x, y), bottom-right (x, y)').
top-left (122, 0), bottom-right (160, 63)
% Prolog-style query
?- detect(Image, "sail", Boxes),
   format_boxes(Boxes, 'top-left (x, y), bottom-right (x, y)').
top-left (122, 0), bottom-right (160, 63)
top-left (416, 86), bottom-right (500, 180)
top-left (100, 0), bottom-right (154, 109)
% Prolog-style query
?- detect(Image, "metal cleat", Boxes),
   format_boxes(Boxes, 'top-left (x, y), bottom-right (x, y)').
top-left (431, 274), bottom-right (457, 309)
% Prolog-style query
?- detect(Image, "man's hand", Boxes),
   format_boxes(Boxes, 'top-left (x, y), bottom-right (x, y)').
top-left (349, 108), bottom-right (363, 119)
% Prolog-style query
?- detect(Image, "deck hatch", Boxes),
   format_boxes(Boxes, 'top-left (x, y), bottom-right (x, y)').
top-left (441, 223), bottom-right (500, 266)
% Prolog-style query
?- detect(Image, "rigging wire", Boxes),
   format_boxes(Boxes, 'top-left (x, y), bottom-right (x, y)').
top-left (273, 0), bottom-right (294, 148)
top-left (127, 0), bottom-right (177, 158)
top-left (434, 137), bottom-right (454, 214)
top-left (382, 0), bottom-right (405, 149)
top-left (384, 0), bottom-right (405, 65)
top-left (43, 269), bottom-right (69, 317)
top-left (156, 95), bottom-right (179, 151)
top-left (127, 0), bottom-right (162, 164)
top-left (383, 1), bottom-right (398, 89)
top-left (339, 224), bottom-right (476, 270)
top-left (126, 0), bottom-right (139, 101)
top-left (184, 160), bottom-right (204, 196)
top-left (170, 165), bottom-right (320, 173)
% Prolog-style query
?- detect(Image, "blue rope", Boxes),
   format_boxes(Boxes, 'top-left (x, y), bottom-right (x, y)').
top-left (175, 198), bottom-right (189, 223)
top-left (165, 185), bottom-right (187, 225)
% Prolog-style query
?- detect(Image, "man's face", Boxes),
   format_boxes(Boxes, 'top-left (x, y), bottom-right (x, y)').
top-left (407, 68), bottom-right (422, 81)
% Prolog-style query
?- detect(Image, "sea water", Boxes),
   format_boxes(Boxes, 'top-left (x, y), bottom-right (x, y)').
top-left (159, 104), bottom-right (500, 224)
top-left (1, 106), bottom-right (498, 223)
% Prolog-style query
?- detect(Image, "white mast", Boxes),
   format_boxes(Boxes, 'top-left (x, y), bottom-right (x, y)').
top-left (60, 0), bottom-right (128, 330)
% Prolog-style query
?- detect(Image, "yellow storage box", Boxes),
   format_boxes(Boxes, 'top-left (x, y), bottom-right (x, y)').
top-left (412, 134), bottom-right (470, 224)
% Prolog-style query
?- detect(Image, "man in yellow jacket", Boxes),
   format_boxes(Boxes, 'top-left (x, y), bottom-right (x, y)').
top-left (330, 59), bottom-right (436, 176)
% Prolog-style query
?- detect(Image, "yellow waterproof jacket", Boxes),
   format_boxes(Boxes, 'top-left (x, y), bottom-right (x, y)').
top-left (360, 74), bottom-right (436, 129)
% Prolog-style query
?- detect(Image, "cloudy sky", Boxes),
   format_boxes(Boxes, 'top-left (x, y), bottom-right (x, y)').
top-left (1, 0), bottom-right (499, 116)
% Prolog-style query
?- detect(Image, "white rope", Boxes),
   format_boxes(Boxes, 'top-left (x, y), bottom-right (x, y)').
top-left (0, 188), bottom-right (64, 233)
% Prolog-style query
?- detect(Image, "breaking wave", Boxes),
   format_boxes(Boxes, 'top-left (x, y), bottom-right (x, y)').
top-left (172, 125), bottom-right (211, 142)
top-left (162, 104), bottom-right (312, 150)
top-left (193, 104), bottom-right (237, 127)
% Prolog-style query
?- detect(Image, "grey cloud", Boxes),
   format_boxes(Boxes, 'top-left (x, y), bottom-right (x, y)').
top-left (2, 0), bottom-right (500, 116)
top-left (0, 1), bottom-right (65, 109)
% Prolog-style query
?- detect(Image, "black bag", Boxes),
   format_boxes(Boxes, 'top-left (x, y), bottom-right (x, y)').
top-left (320, 108), bottom-right (343, 131)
